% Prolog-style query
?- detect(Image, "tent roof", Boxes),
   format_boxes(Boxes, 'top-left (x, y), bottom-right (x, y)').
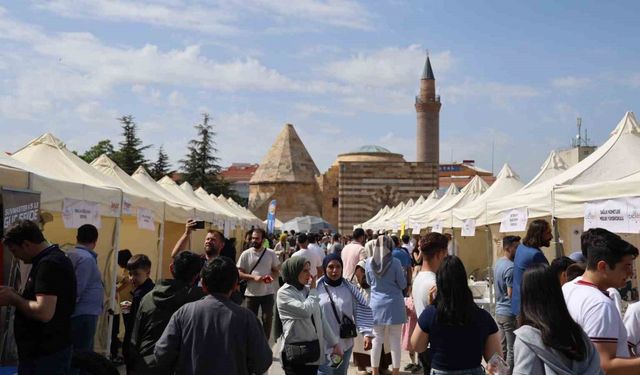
top-left (11, 133), bottom-right (125, 212)
top-left (90, 154), bottom-right (193, 223)
top-left (523, 150), bottom-right (568, 189)
top-left (156, 176), bottom-right (215, 220)
top-left (419, 176), bottom-right (489, 227)
top-left (179, 182), bottom-right (233, 221)
top-left (409, 184), bottom-right (459, 224)
top-left (452, 163), bottom-right (525, 226)
top-left (250, 123), bottom-right (320, 184)
top-left (487, 111), bottom-right (640, 223)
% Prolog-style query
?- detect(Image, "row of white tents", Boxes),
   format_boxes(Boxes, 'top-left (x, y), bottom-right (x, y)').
top-left (358, 111), bottom-right (640, 280)
top-left (0, 133), bottom-right (261, 353)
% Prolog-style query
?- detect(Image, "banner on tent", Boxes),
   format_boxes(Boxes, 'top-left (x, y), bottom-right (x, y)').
top-left (431, 221), bottom-right (443, 234)
top-left (500, 207), bottom-right (528, 233)
top-left (224, 220), bottom-right (232, 238)
top-left (462, 219), bottom-right (476, 237)
top-left (410, 220), bottom-right (421, 233)
top-left (122, 198), bottom-right (133, 216)
top-left (62, 198), bottom-right (101, 229)
top-left (584, 197), bottom-right (640, 234)
top-left (2, 188), bottom-right (41, 231)
top-left (137, 208), bottom-right (155, 231)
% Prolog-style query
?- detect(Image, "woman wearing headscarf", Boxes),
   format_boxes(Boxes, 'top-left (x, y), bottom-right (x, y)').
top-left (317, 253), bottom-right (375, 375)
top-left (366, 235), bottom-right (407, 375)
top-left (274, 257), bottom-right (341, 375)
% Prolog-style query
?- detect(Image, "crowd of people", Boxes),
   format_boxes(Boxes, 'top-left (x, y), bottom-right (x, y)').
top-left (1, 217), bottom-right (640, 375)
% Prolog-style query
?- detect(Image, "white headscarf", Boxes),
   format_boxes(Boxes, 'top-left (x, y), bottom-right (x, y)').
top-left (369, 235), bottom-right (394, 277)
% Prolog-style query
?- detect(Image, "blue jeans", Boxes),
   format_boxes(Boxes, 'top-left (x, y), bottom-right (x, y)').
top-left (317, 346), bottom-right (353, 375)
top-left (70, 314), bottom-right (98, 351)
top-left (18, 346), bottom-right (72, 375)
top-left (431, 366), bottom-right (484, 375)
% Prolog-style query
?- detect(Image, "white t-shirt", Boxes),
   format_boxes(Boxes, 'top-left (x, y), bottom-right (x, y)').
top-left (623, 301), bottom-right (640, 355)
top-left (308, 243), bottom-right (326, 261)
top-left (291, 248), bottom-right (322, 277)
top-left (563, 280), bottom-right (630, 358)
top-left (236, 248), bottom-right (280, 297)
top-left (412, 271), bottom-right (437, 317)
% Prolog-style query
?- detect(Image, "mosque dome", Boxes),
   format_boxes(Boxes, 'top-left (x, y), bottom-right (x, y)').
top-left (334, 144), bottom-right (405, 165)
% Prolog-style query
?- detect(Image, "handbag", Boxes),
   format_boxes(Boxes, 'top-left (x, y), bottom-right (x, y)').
top-left (323, 282), bottom-right (358, 338)
top-left (239, 249), bottom-right (267, 296)
top-left (283, 339), bottom-right (321, 364)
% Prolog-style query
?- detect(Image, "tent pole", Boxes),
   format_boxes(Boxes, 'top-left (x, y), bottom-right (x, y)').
top-left (552, 186), bottom-right (563, 258)
top-left (486, 225), bottom-right (495, 315)
top-left (157, 203), bottom-right (165, 281)
top-left (105, 190), bottom-right (123, 357)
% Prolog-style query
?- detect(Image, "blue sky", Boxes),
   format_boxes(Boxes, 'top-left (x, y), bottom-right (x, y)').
top-left (0, 1), bottom-right (638, 181)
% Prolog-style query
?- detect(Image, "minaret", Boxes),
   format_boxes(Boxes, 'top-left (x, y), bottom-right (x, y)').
top-left (415, 54), bottom-right (441, 164)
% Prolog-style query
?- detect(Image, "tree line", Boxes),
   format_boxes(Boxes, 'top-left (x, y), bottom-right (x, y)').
top-left (77, 113), bottom-right (241, 202)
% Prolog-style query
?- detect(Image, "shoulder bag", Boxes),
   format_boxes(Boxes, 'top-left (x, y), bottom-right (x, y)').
top-left (239, 249), bottom-right (267, 296)
top-left (323, 281), bottom-right (357, 338)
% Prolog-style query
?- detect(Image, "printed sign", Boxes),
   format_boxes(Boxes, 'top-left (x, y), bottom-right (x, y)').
top-left (224, 220), bottom-right (232, 238)
top-left (137, 208), bottom-right (155, 231)
top-left (462, 218), bottom-right (476, 237)
top-left (431, 221), bottom-right (443, 234)
top-left (584, 197), bottom-right (640, 233)
top-left (2, 188), bottom-right (41, 231)
top-left (122, 198), bottom-right (133, 216)
top-left (62, 198), bottom-right (101, 229)
top-left (499, 207), bottom-right (528, 233)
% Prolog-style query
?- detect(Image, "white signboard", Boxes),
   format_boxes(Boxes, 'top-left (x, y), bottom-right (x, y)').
top-left (462, 218), bottom-right (476, 237)
top-left (499, 207), bottom-right (528, 233)
top-left (584, 197), bottom-right (640, 233)
top-left (412, 222), bottom-right (422, 233)
top-left (431, 221), bottom-right (443, 234)
top-left (122, 198), bottom-right (133, 216)
top-left (62, 199), bottom-right (101, 229)
top-left (137, 208), bottom-right (155, 231)
top-left (223, 219), bottom-right (232, 238)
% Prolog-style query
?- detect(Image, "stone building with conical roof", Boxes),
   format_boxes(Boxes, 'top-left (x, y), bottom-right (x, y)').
top-left (248, 124), bottom-right (323, 222)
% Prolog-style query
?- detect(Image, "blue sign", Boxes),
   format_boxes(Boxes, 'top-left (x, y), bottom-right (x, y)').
top-left (266, 200), bottom-right (277, 234)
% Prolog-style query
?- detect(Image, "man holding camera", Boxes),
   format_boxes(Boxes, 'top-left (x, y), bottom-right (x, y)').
top-left (171, 219), bottom-right (226, 261)
top-left (237, 228), bottom-right (280, 340)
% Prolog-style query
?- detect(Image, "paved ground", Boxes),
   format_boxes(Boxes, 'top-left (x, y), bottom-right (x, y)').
top-left (267, 338), bottom-right (421, 375)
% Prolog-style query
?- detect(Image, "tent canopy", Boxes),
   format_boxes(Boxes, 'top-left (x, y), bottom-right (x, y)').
top-left (453, 163), bottom-right (524, 227)
top-left (486, 111), bottom-right (640, 224)
top-left (421, 175), bottom-right (489, 228)
top-left (282, 215), bottom-right (335, 233)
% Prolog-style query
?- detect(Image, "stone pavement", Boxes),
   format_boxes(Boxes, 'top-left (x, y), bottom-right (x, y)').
top-left (267, 338), bottom-right (421, 375)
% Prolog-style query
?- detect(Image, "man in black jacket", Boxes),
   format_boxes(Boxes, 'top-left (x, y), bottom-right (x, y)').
top-left (130, 251), bottom-right (204, 374)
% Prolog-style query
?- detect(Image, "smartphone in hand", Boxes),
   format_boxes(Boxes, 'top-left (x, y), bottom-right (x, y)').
top-left (194, 220), bottom-right (205, 229)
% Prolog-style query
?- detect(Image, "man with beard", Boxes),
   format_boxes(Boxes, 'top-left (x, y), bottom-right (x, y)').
top-left (237, 228), bottom-right (280, 340)
top-left (510, 219), bottom-right (552, 317)
top-left (171, 219), bottom-right (225, 261)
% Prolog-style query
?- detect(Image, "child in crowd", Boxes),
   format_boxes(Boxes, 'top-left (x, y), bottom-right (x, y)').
top-left (402, 294), bottom-right (421, 373)
top-left (123, 254), bottom-right (154, 374)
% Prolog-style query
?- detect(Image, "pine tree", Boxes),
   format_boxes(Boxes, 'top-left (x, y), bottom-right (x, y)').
top-left (79, 139), bottom-right (115, 163)
top-left (180, 113), bottom-right (222, 192)
top-left (112, 115), bottom-right (151, 175)
top-left (150, 145), bottom-right (171, 180)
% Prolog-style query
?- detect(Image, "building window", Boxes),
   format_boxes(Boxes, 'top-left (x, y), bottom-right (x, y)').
top-left (332, 197), bottom-right (339, 207)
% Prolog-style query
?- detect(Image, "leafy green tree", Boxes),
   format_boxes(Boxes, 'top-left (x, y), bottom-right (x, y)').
top-left (79, 139), bottom-right (115, 163)
top-left (150, 145), bottom-right (171, 180)
top-left (112, 115), bottom-right (151, 174)
top-left (180, 113), bottom-right (243, 202)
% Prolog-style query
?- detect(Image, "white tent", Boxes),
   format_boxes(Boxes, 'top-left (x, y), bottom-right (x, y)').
top-left (225, 197), bottom-right (262, 226)
top-left (422, 176), bottom-right (489, 228)
top-left (92, 155), bottom-right (192, 223)
top-left (453, 164), bottom-right (524, 227)
top-left (179, 181), bottom-right (233, 224)
top-left (486, 111), bottom-right (640, 225)
top-left (369, 201), bottom-right (406, 231)
top-left (397, 191), bottom-right (441, 230)
top-left (522, 150), bottom-right (568, 189)
top-left (359, 205), bottom-right (390, 228)
top-left (156, 176), bottom-right (215, 221)
top-left (409, 184), bottom-right (460, 227)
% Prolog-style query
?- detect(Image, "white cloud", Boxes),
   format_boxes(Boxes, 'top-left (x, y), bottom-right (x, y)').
top-left (324, 45), bottom-right (453, 88)
top-left (32, 0), bottom-right (239, 35)
top-left (442, 80), bottom-right (539, 107)
top-left (244, 0), bottom-right (373, 30)
top-left (551, 76), bottom-right (591, 89)
top-left (168, 91), bottom-right (188, 108)
top-left (32, 0), bottom-right (373, 32)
